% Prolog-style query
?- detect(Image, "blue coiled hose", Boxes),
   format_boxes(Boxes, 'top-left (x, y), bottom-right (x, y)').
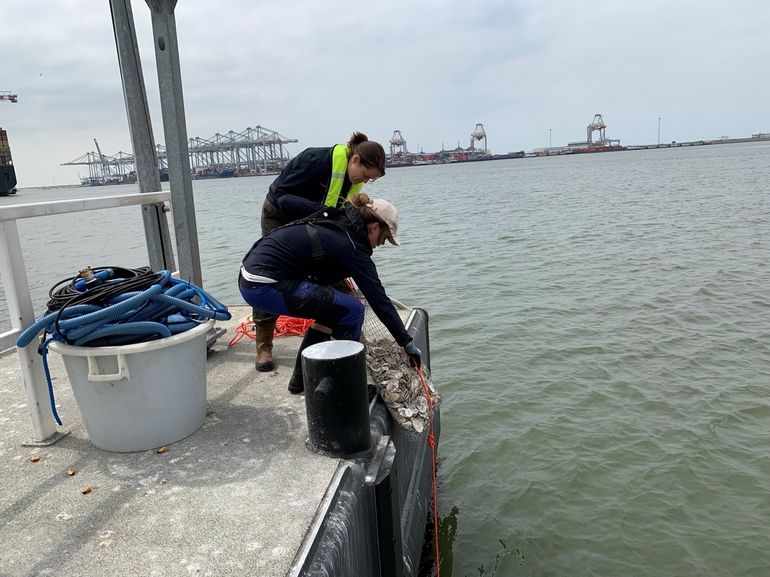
top-left (15, 269), bottom-right (232, 425)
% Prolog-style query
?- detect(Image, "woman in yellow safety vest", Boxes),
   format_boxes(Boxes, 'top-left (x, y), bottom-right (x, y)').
top-left (253, 132), bottom-right (386, 372)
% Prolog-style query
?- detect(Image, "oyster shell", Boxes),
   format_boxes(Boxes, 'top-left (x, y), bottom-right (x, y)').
top-left (363, 335), bottom-right (441, 434)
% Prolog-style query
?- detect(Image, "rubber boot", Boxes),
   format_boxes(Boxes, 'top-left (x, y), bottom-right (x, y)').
top-left (254, 322), bottom-right (276, 372)
top-left (288, 328), bottom-right (331, 394)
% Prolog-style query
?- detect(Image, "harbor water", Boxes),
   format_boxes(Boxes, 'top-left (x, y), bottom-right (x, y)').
top-left (2, 142), bottom-right (769, 576)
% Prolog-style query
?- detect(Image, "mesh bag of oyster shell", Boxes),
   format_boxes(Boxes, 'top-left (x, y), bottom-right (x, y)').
top-left (362, 304), bottom-right (440, 433)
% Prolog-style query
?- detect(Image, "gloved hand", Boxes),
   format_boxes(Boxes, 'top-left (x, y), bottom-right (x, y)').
top-left (404, 340), bottom-right (422, 368)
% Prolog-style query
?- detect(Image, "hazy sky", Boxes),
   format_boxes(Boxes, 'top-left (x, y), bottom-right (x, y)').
top-left (1, 0), bottom-right (768, 187)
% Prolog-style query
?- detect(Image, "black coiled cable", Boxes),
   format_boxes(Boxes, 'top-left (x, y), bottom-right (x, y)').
top-left (46, 266), bottom-right (163, 312)
top-left (47, 266), bottom-right (166, 342)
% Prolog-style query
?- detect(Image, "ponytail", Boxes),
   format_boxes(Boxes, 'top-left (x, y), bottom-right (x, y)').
top-left (347, 132), bottom-right (386, 174)
top-left (347, 132), bottom-right (369, 148)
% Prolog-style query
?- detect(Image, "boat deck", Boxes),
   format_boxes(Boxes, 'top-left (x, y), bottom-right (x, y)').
top-left (0, 305), bottom-right (354, 577)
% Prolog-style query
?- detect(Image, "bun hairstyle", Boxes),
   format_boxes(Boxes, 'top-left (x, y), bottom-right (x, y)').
top-left (347, 132), bottom-right (386, 174)
top-left (348, 192), bottom-right (383, 226)
top-left (347, 132), bottom-right (369, 148)
top-left (349, 193), bottom-right (400, 245)
top-left (348, 192), bottom-right (372, 210)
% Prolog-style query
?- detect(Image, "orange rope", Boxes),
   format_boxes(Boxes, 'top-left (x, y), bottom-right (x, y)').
top-left (228, 320), bottom-right (255, 347)
top-left (416, 365), bottom-right (440, 577)
top-left (274, 316), bottom-right (314, 336)
top-left (228, 315), bottom-right (315, 347)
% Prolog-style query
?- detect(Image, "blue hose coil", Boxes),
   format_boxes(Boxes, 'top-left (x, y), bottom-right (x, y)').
top-left (15, 270), bottom-right (232, 425)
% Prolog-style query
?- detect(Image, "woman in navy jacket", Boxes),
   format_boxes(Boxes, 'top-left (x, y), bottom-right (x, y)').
top-left (252, 132), bottom-right (386, 373)
top-left (239, 193), bottom-right (421, 394)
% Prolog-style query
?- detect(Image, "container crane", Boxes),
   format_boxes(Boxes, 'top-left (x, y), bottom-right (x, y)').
top-left (586, 114), bottom-right (606, 146)
top-left (586, 114), bottom-right (621, 147)
top-left (469, 123), bottom-right (487, 153)
top-left (389, 130), bottom-right (407, 162)
top-left (94, 138), bottom-right (111, 183)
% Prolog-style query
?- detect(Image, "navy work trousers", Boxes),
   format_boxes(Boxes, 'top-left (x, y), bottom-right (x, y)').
top-left (239, 277), bottom-right (365, 341)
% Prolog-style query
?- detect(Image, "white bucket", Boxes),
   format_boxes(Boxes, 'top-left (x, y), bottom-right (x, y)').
top-left (49, 320), bottom-right (213, 452)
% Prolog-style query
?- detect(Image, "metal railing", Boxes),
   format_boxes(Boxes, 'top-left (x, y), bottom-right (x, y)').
top-left (0, 192), bottom-right (170, 444)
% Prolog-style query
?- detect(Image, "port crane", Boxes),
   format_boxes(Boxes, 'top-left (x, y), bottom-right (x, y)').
top-left (585, 114), bottom-right (621, 147)
top-left (586, 114), bottom-right (606, 145)
top-left (469, 123), bottom-right (487, 153)
top-left (63, 125), bottom-right (297, 184)
top-left (94, 138), bottom-right (112, 180)
top-left (0, 91), bottom-right (18, 103)
top-left (389, 130), bottom-right (407, 162)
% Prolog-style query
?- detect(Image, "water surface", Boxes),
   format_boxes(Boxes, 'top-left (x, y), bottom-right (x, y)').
top-left (2, 143), bottom-right (769, 576)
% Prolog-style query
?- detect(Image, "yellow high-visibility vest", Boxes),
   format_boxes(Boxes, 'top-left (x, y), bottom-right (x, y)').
top-left (324, 145), bottom-right (364, 207)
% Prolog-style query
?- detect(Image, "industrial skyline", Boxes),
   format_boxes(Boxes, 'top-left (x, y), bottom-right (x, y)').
top-left (2, 0), bottom-right (769, 187)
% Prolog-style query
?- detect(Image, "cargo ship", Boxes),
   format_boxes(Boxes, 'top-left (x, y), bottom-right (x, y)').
top-left (386, 149), bottom-right (525, 168)
top-left (193, 165), bottom-right (237, 179)
top-left (0, 128), bottom-right (17, 196)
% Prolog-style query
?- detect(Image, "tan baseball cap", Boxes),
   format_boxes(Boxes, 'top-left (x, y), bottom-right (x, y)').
top-left (371, 199), bottom-right (400, 245)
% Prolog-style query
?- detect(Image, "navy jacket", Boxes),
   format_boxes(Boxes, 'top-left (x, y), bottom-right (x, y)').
top-left (266, 146), bottom-right (353, 209)
top-left (242, 206), bottom-right (411, 346)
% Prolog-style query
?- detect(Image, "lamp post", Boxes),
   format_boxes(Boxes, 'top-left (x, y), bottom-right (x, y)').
top-left (657, 117), bottom-right (661, 146)
top-left (549, 128), bottom-right (552, 148)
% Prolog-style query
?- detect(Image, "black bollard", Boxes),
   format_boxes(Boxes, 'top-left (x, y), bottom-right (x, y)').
top-left (302, 340), bottom-right (371, 457)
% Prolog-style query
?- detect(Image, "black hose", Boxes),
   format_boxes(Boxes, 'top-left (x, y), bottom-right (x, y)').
top-left (46, 266), bottom-right (161, 311)
top-left (47, 266), bottom-right (164, 338)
